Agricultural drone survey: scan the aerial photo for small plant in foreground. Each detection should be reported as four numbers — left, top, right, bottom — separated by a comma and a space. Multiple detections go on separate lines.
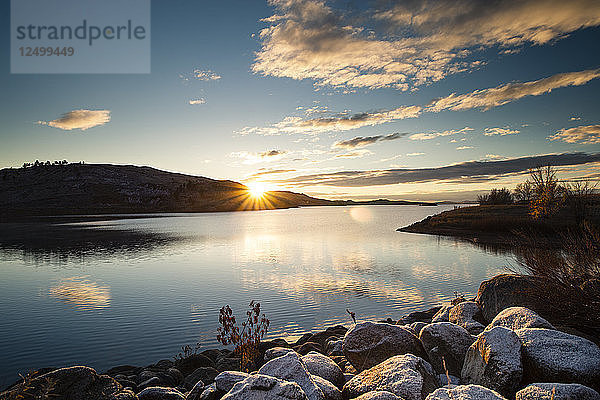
173, 342, 202, 362
217, 301, 270, 372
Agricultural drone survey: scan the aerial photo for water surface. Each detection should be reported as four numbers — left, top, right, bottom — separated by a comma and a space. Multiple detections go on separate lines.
0, 205, 513, 385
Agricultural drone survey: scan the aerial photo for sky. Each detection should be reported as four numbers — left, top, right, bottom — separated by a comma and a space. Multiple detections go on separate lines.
1, 0, 600, 201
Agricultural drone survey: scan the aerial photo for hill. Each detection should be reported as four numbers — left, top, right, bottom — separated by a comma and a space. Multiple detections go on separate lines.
0, 163, 336, 219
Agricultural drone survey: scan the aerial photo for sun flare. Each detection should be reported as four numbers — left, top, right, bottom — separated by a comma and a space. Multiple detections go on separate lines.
247, 182, 267, 198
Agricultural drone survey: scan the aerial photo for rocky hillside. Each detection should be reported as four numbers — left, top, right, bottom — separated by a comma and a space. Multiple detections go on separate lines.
0, 163, 335, 218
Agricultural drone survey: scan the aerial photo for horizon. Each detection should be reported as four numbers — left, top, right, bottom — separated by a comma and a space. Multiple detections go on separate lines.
2, 0, 600, 202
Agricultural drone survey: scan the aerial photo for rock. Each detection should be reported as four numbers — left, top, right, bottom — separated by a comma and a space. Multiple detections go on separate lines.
326, 339, 344, 356
221, 374, 308, 400
138, 377, 162, 391
398, 307, 442, 325
296, 333, 314, 346
516, 328, 600, 390
154, 359, 175, 370
425, 384, 506, 400
107, 365, 142, 377
475, 274, 549, 323
437, 375, 459, 387
167, 368, 183, 385
343, 373, 355, 383
409, 322, 427, 336
296, 342, 323, 355
342, 322, 425, 371
202, 349, 224, 362
0, 366, 135, 400
174, 354, 215, 376
342, 354, 439, 400
137, 387, 186, 400
431, 305, 452, 323
184, 367, 219, 390
419, 322, 474, 376
216, 357, 242, 372
516, 383, 600, 400
354, 392, 402, 400
313, 375, 343, 400
461, 327, 522, 397
186, 380, 206, 400
486, 306, 554, 331
214, 371, 250, 393
302, 351, 345, 388
448, 302, 484, 335
259, 351, 325, 400
264, 347, 296, 362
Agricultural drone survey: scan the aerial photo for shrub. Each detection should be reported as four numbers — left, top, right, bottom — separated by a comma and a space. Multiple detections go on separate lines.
528, 165, 566, 219
217, 301, 270, 372
477, 188, 514, 205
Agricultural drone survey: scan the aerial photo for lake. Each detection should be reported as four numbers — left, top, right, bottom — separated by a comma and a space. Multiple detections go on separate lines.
0, 205, 513, 386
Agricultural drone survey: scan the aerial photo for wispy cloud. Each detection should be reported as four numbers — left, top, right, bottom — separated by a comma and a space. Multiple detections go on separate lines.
238, 106, 421, 136
427, 69, 600, 112
272, 152, 600, 187
548, 125, 600, 144
253, 0, 600, 90
37, 109, 110, 131
334, 149, 372, 159
193, 69, 221, 81
231, 149, 288, 164
456, 146, 474, 150
407, 152, 425, 156
333, 132, 408, 149
247, 169, 297, 179
484, 127, 520, 136
409, 127, 473, 141
189, 98, 206, 105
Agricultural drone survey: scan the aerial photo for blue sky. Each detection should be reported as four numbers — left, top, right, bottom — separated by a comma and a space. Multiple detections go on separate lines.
1, 0, 600, 201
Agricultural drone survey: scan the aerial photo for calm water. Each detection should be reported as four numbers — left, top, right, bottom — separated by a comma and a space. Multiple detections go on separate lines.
0, 205, 513, 385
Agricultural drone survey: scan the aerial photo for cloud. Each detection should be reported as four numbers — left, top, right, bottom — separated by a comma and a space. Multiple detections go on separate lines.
484, 127, 520, 136
193, 69, 221, 81
272, 152, 600, 187
37, 109, 110, 131
189, 98, 206, 105
548, 125, 600, 144
409, 127, 473, 140
427, 69, 600, 112
247, 169, 297, 179
333, 132, 408, 149
239, 105, 421, 135
570, 116, 582, 121
253, 0, 600, 90
334, 149, 372, 158
456, 146, 474, 150
231, 149, 289, 164
407, 152, 425, 156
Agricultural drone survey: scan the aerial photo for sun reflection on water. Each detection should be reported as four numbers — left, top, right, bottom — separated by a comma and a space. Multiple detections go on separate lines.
49, 276, 111, 310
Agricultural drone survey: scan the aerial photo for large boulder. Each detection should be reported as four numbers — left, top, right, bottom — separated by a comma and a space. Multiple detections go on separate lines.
258, 351, 325, 400
302, 352, 345, 388
342, 322, 425, 371
342, 354, 439, 400
137, 387, 186, 400
486, 306, 554, 331
516, 328, 600, 390
419, 322, 474, 376
431, 305, 452, 323
425, 385, 506, 400
265, 347, 296, 362
461, 327, 522, 397
475, 274, 549, 323
354, 392, 402, 400
174, 354, 215, 376
214, 371, 250, 393
313, 375, 343, 400
0, 366, 136, 400
186, 380, 206, 400
516, 383, 600, 400
221, 374, 308, 400
448, 302, 484, 335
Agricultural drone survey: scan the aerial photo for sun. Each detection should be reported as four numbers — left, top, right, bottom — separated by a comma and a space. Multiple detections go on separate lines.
247, 182, 267, 198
